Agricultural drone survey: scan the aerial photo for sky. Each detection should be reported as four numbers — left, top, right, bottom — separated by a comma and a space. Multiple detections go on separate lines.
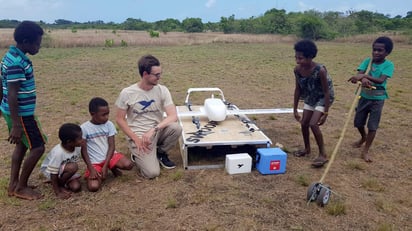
0, 0, 410, 24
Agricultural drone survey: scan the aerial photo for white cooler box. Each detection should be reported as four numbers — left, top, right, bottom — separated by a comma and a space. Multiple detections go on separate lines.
225, 153, 252, 174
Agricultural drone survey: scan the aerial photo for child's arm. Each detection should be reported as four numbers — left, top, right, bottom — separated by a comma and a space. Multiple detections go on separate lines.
319, 67, 331, 115
361, 74, 388, 85
293, 68, 301, 122
0, 78, 2, 117
80, 142, 100, 179
6, 82, 23, 143
318, 67, 331, 125
50, 174, 71, 199
348, 70, 369, 84
101, 135, 115, 180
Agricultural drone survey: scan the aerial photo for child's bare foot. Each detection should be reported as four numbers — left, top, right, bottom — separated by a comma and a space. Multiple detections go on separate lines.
14, 187, 43, 200
7, 182, 17, 197
111, 168, 123, 177
361, 152, 373, 163
352, 138, 365, 148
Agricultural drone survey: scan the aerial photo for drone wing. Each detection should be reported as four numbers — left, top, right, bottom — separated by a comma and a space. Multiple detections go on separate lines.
226, 108, 298, 115
177, 107, 206, 117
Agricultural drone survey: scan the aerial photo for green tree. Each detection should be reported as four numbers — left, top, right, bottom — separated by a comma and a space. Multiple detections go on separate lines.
204, 22, 220, 32
182, 18, 204, 32
121, 18, 151, 30
262, 8, 291, 34
54, 19, 74, 25
154, 18, 181, 33
0, 19, 20, 28
348, 10, 388, 33
297, 14, 335, 40
220, 15, 239, 34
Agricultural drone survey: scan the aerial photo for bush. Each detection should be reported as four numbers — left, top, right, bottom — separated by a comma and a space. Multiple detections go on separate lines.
149, 30, 160, 38
105, 39, 114, 47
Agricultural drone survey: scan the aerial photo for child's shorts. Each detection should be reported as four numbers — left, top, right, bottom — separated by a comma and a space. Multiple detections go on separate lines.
354, 97, 385, 131
303, 103, 325, 113
3, 114, 48, 149
84, 152, 124, 178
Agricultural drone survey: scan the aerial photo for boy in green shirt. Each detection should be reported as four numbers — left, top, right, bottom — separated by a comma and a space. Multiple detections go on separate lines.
348, 36, 394, 162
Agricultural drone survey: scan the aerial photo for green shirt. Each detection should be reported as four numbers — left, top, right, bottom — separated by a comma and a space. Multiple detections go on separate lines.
358, 57, 394, 100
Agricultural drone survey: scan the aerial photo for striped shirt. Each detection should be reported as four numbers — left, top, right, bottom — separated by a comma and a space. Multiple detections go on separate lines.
1, 46, 37, 116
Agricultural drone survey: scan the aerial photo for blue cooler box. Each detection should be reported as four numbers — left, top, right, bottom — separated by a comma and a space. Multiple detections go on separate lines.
256, 148, 287, 175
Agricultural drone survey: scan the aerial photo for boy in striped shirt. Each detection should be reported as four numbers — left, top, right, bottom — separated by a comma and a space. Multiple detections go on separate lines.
0, 21, 46, 200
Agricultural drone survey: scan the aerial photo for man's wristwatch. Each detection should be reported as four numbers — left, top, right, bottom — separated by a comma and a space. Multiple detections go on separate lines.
154, 126, 159, 132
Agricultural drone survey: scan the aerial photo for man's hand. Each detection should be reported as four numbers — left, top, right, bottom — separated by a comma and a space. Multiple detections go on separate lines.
134, 129, 155, 154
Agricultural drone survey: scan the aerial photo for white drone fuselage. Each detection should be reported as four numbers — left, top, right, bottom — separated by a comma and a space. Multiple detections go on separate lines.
178, 87, 299, 122
202, 98, 227, 121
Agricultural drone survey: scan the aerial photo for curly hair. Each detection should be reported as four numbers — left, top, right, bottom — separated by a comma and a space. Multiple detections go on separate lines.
13, 21, 44, 44
374, 36, 394, 54
294, 39, 318, 59
59, 123, 82, 145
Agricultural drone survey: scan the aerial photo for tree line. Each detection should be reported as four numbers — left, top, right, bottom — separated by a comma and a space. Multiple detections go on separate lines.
1, 8, 411, 40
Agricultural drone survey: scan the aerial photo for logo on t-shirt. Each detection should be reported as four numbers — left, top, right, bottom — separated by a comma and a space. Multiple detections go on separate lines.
138, 100, 155, 110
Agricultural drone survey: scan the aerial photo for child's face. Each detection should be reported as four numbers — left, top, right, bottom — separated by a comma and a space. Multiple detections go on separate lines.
73, 135, 84, 147
91, 106, 110, 125
66, 132, 84, 148
24, 36, 42, 55
372, 42, 388, 63
295, 52, 311, 66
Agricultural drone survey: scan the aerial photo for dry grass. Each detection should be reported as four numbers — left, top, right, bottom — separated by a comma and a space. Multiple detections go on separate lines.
1, 28, 410, 49
0, 30, 411, 230
0, 29, 298, 48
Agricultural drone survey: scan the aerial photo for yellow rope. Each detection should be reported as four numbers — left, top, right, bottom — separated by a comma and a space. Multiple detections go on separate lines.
319, 83, 361, 183
319, 59, 372, 183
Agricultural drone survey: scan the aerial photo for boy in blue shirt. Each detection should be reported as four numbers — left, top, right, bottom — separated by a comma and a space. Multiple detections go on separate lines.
0, 21, 46, 200
348, 36, 394, 162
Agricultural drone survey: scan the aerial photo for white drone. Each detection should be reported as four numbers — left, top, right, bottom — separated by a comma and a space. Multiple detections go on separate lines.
177, 88, 299, 122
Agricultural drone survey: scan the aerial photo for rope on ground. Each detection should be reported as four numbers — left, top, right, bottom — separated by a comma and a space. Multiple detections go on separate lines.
319, 59, 372, 183
319, 83, 361, 183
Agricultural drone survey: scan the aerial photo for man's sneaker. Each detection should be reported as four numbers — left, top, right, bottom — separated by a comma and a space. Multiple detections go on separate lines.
157, 152, 176, 169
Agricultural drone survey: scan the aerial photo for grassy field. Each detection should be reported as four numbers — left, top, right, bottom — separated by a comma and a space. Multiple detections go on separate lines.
0, 30, 411, 230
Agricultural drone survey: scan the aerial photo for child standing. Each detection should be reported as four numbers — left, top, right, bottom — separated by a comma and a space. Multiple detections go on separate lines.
81, 97, 133, 192
40, 123, 83, 199
0, 21, 46, 200
348, 36, 394, 162
293, 39, 335, 168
